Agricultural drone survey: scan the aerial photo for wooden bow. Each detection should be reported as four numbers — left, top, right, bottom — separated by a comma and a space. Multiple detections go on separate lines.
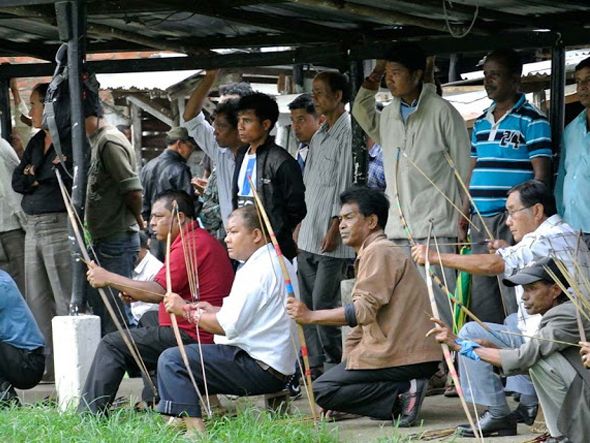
172, 202, 212, 415
55, 169, 157, 398
164, 204, 211, 418
425, 221, 481, 440
247, 177, 318, 423
393, 151, 482, 439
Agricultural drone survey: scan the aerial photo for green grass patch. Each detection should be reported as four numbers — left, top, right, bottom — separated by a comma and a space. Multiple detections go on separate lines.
0, 404, 338, 443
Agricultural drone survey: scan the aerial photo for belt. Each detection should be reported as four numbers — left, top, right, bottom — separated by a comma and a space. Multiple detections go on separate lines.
254, 360, 289, 383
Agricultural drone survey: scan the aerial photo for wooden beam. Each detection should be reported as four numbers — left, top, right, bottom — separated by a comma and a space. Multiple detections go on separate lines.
130, 102, 143, 170
0, 45, 346, 77
0, 0, 55, 6
126, 95, 174, 128
0, 38, 55, 60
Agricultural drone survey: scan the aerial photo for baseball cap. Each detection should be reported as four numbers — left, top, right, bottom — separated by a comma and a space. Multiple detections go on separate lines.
166, 127, 196, 146
502, 257, 569, 288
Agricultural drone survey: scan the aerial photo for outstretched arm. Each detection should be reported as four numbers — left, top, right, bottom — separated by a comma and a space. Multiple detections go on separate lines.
86, 261, 165, 303
183, 70, 219, 122
427, 318, 503, 366
412, 244, 505, 275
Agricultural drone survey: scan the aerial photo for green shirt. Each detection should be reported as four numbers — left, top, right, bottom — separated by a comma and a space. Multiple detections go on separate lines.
86, 126, 142, 241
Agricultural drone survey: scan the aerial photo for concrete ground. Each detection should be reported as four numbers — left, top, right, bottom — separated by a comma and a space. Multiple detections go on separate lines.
18, 379, 543, 442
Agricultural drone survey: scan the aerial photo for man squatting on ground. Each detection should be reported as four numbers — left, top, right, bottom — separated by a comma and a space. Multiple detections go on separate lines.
412, 179, 590, 438
78, 191, 233, 414
158, 205, 298, 435
429, 258, 590, 443
0, 270, 45, 407
288, 187, 441, 426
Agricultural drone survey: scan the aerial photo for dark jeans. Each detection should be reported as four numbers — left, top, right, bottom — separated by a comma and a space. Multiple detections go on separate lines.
297, 250, 347, 369
87, 232, 140, 335
313, 360, 439, 420
471, 212, 517, 323
157, 344, 285, 418
0, 341, 45, 389
77, 323, 193, 414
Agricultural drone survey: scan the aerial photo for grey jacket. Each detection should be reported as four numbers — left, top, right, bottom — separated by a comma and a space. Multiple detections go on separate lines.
352, 84, 471, 239
500, 301, 590, 443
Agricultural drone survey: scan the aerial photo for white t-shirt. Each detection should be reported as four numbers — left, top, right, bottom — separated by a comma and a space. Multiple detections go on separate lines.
130, 251, 163, 322
498, 214, 590, 338
215, 243, 298, 375
236, 152, 257, 208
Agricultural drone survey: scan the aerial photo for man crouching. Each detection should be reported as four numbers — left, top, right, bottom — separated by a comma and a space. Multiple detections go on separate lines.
158, 205, 297, 435
287, 187, 442, 426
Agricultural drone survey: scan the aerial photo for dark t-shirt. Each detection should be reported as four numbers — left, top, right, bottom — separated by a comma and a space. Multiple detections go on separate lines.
86, 126, 142, 241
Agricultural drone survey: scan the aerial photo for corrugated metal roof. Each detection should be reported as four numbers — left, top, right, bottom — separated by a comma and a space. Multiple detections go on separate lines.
0, 1, 589, 69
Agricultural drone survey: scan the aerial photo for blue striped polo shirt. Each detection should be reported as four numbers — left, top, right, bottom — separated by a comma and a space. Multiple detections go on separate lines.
469, 94, 552, 216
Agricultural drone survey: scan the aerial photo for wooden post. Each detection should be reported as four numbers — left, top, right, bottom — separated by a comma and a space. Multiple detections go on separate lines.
130, 102, 143, 172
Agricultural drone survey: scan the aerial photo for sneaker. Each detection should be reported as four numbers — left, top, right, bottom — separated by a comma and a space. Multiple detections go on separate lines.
397, 378, 428, 427
285, 373, 302, 400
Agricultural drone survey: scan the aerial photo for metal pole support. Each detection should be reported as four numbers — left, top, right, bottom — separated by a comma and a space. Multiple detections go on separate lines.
549, 39, 565, 185
349, 60, 367, 185
55, 0, 89, 314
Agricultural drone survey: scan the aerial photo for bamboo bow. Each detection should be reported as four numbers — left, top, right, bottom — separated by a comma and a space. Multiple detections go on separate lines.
393, 151, 482, 440
164, 204, 211, 418
55, 169, 157, 398
247, 177, 318, 423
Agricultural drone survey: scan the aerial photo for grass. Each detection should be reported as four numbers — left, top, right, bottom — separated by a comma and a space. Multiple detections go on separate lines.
0, 404, 339, 443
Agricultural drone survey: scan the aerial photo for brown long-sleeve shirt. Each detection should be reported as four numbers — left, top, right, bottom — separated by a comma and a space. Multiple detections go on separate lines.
343, 231, 442, 370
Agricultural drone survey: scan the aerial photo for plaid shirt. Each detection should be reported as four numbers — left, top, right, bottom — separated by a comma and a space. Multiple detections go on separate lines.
367, 143, 386, 191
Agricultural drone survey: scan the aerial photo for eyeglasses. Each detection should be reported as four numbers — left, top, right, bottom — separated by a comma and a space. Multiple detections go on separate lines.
506, 206, 531, 218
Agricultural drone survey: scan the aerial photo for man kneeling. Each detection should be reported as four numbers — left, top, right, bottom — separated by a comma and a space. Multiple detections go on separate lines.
158, 205, 297, 434
429, 258, 590, 443
287, 187, 441, 425
0, 270, 45, 407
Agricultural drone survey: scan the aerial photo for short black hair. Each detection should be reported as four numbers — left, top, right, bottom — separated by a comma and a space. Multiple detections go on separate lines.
230, 205, 262, 232
32, 82, 50, 101
214, 98, 240, 128
575, 56, 590, 72
383, 43, 427, 73
219, 82, 253, 98
507, 180, 556, 217
237, 92, 279, 132
139, 230, 149, 249
314, 71, 351, 104
153, 190, 195, 219
485, 49, 523, 77
340, 186, 390, 230
288, 93, 317, 116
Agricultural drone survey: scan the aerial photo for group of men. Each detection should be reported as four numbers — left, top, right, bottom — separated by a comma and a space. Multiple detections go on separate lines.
2, 42, 590, 443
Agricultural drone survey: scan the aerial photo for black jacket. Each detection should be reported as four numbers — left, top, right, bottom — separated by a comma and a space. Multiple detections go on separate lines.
12, 130, 72, 215
140, 149, 194, 220
232, 137, 306, 260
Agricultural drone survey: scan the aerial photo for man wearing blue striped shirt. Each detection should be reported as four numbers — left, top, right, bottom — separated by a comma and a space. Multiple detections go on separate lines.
467, 49, 552, 324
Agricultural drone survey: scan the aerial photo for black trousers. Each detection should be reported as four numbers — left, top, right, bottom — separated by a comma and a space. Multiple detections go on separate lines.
157, 344, 286, 418
77, 317, 193, 414
0, 341, 45, 389
297, 250, 347, 369
313, 360, 439, 420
